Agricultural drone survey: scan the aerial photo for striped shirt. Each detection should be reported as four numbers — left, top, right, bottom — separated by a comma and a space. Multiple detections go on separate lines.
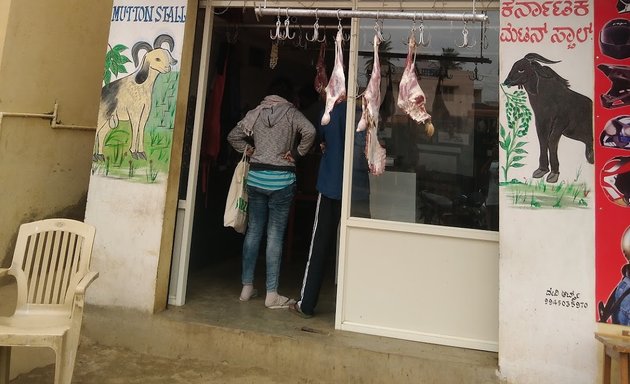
247, 170, 296, 190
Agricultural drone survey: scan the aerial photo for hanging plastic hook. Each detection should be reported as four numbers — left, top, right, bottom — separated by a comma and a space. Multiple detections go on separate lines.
270, 9, 282, 40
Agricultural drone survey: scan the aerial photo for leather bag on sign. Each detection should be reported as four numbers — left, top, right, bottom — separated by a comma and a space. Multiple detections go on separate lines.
224, 151, 249, 233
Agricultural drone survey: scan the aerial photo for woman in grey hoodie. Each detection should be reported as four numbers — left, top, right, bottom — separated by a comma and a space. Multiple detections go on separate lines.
228, 78, 316, 309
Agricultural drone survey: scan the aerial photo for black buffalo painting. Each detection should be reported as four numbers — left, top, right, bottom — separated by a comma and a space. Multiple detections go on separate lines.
503, 53, 594, 184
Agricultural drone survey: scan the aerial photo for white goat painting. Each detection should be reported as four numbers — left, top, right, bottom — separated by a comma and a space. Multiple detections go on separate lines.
94, 34, 177, 161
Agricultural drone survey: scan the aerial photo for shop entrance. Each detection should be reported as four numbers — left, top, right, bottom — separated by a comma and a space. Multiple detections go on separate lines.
169, 6, 350, 312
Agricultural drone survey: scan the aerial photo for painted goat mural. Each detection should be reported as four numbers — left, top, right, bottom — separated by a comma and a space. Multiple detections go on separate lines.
503, 53, 594, 184
94, 34, 177, 162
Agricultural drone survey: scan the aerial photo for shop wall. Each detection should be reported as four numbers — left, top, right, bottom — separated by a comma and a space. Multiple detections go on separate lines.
0, 0, 113, 378
498, 2, 596, 383
0, 0, 10, 66
84, 0, 193, 312
0, 0, 112, 267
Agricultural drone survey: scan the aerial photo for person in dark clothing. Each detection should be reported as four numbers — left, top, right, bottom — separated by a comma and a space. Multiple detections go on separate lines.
289, 101, 347, 318
350, 129, 371, 218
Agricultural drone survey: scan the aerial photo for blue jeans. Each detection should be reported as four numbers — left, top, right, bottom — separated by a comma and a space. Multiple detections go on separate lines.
242, 184, 295, 292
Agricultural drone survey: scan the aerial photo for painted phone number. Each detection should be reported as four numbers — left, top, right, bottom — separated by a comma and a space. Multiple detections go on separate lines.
544, 298, 589, 309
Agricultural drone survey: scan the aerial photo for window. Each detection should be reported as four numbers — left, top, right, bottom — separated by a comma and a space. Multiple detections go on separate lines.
350, 12, 499, 231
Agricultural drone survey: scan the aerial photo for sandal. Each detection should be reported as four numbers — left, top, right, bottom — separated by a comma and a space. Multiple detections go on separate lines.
265, 294, 295, 309
289, 302, 313, 318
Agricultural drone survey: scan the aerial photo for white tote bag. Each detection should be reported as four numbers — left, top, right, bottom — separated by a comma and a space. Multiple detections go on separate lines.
224, 151, 249, 233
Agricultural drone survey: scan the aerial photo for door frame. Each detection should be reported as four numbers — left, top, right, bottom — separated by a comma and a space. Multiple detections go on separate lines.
169, 4, 214, 306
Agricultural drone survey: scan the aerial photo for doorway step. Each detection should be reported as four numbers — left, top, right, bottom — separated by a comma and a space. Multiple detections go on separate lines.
82, 302, 500, 384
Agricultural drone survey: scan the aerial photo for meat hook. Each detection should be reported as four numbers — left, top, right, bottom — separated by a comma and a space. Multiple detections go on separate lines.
283, 9, 296, 40
270, 10, 283, 40
306, 10, 321, 42
456, 20, 476, 48
337, 10, 351, 42
481, 13, 489, 50
374, 15, 390, 43
417, 23, 431, 47
469, 63, 484, 81
319, 25, 327, 43
374, 21, 385, 42
416, 14, 431, 47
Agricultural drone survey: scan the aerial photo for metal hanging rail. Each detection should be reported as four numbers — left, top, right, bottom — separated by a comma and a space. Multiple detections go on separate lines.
255, 6, 488, 24
227, 23, 351, 29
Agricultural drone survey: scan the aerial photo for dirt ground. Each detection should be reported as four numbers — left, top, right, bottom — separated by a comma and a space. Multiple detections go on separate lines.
9, 340, 326, 384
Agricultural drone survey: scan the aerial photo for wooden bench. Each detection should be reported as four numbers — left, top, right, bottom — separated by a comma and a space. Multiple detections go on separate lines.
595, 331, 630, 384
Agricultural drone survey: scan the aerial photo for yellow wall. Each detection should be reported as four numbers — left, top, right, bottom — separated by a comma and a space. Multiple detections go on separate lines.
0, 0, 112, 266
0, 0, 10, 66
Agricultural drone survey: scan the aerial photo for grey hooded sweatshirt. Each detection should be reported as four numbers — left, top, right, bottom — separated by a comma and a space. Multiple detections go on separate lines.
228, 96, 316, 172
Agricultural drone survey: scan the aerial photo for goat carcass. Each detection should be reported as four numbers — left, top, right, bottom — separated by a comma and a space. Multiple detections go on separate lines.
357, 34, 386, 176
321, 30, 346, 126
94, 34, 177, 162
314, 41, 328, 99
397, 31, 434, 137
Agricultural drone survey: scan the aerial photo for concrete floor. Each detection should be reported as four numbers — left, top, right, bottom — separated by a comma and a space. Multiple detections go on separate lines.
4, 234, 501, 383
5, 249, 337, 383
9, 340, 324, 383
164, 244, 339, 336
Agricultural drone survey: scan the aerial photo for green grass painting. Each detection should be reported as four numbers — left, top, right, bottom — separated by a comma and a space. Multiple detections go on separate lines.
499, 84, 591, 209
503, 177, 590, 209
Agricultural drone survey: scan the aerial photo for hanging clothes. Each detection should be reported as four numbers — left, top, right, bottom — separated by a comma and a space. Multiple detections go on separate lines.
200, 44, 229, 205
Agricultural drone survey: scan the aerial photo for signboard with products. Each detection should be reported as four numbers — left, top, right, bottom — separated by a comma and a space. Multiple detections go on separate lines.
594, 2, 630, 326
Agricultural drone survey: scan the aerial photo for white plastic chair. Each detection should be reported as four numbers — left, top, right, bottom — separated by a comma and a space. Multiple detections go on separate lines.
0, 219, 98, 384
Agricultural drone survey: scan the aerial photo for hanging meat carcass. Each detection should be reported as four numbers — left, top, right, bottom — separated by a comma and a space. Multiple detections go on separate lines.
321, 30, 347, 125
357, 34, 386, 176
314, 41, 328, 99
397, 31, 435, 137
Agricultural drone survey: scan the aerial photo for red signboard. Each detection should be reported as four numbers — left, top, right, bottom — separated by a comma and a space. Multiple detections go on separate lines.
595, 2, 630, 324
